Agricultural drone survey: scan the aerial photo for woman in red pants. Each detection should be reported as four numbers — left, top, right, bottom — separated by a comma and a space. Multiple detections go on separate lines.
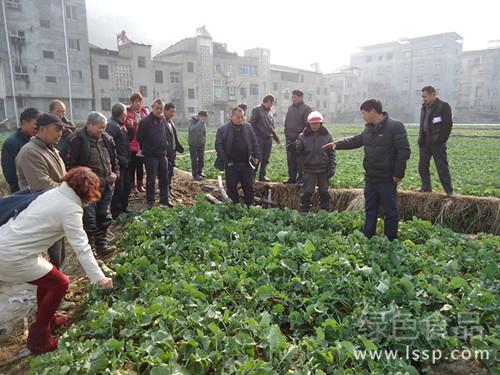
0, 167, 113, 354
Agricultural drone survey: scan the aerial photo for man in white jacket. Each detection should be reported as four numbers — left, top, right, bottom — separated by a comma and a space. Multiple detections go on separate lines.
0, 167, 112, 354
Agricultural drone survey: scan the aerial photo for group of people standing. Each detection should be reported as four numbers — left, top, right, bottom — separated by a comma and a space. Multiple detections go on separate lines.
0, 84, 454, 355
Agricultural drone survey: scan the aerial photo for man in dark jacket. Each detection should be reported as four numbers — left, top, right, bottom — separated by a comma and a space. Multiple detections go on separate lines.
323, 99, 411, 240
1, 107, 40, 193
296, 111, 336, 212
164, 103, 185, 187
188, 111, 208, 180
59, 111, 118, 255
106, 103, 134, 218
250, 95, 280, 182
418, 86, 454, 197
215, 107, 260, 206
284, 89, 312, 184
136, 99, 171, 209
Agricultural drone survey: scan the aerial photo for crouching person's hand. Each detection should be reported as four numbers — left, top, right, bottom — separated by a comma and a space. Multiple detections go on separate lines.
98, 277, 113, 289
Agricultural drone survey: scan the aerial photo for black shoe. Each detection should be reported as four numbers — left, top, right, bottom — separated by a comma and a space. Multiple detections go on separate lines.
160, 202, 174, 208
283, 180, 296, 184
193, 175, 203, 181
259, 176, 270, 182
199, 173, 207, 178
446, 192, 456, 198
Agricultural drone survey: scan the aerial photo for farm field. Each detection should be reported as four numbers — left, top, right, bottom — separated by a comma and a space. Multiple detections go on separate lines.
30, 202, 499, 374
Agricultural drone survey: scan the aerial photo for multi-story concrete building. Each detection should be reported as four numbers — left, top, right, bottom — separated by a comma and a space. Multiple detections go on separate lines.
456, 43, 500, 123
0, 0, 92, 126
351, 32, 463, 122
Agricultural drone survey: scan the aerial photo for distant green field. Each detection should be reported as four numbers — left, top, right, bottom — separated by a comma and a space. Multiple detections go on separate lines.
175, 124, 500, 198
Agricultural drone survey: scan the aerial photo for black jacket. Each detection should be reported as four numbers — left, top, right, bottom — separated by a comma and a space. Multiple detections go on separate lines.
418, 98, 453, 146
250, 104, 275, 140
336, 113, 411, 182
136, 113, 169, 158
1, 129, 31, 192
105, 117, 134, 169
59, 127, 119, 174
296, 126, 336, 174
214, 122, 261, 171
284, 102, 312, 143
165, 120, 184, 161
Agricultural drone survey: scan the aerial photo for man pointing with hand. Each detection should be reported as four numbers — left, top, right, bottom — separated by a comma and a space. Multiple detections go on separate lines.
323, 99, 410, 240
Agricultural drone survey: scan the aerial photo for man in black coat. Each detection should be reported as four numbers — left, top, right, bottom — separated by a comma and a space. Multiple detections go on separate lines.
418, 86, 454, 197
215, 107, 261, 206
106, 103, 134, 218
136, 99, 171, 209
323, 99, 411, 240
1, 107, 40, 193
249, 95, 280, 182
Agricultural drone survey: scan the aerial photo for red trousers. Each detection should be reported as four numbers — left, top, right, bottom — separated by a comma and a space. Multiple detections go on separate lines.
28, 267, 69, 344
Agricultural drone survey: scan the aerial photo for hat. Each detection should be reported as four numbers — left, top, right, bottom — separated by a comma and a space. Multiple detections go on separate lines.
307, 111, 323, 124
36, 113, 65, 128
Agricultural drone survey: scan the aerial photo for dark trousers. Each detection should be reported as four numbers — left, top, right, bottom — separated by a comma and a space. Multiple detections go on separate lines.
364, 180, 399, 241
256, 138, 272, 179
418, 137, 453, 194
302, 171, 331, 210
110, 166, 131, 218
47, 239, 65, 270
144, 155, 169, 206
129, 152, 144, 187
225, 163, 255, 206
286, 141, 303, 183
83, 185, 113, 251
189, 145, 205, 177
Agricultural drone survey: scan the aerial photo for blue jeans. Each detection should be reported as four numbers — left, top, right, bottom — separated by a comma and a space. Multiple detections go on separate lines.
364, 180, 399, 240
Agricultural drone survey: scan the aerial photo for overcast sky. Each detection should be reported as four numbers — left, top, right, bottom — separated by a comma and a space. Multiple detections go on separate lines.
86, 0, 499, 73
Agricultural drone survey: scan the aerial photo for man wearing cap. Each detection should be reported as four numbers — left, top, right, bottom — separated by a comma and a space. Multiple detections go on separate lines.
250, 95, 280, 182
323, 99, 410, 241
284, 89, 312, 184
296, 111, 336, 212
16, 113, 68, 269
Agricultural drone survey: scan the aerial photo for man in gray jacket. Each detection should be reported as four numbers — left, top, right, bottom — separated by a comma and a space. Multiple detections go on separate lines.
188, 111, 208, 180
284, 89, 312, 184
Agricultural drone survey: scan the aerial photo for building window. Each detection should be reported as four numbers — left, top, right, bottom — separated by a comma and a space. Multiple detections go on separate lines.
378, 55, 383, 61
68, 38, 80, 50
65, 4, 77, 20
98, 64, 109, 80
139, 85, 148, 98
115, 65, 131, 91
316, 87, 321, 95
273, 82, 278, 91
365, 55, 372, 63
138, 56, 146, 68
323, 101, 327, 108
316, 100, 320, 108
6, 0, 21, 9
45, 76, 57, 83
170, 71, 180, 84
188, 88, 195, 99
40, 19, 51, 28
188, 107, 195, 114
155, 70, 163, 83
386, 52, 393, 60
239, 64, 250, 75
416, 75, 424, 83
71, 70, 83, 82
432, 74, 440, 82
240, 87, 247, 99
187, 62, 194, 73
249, 84, 259, 96
43, 50, 54, 59
101, 97, 111, 111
